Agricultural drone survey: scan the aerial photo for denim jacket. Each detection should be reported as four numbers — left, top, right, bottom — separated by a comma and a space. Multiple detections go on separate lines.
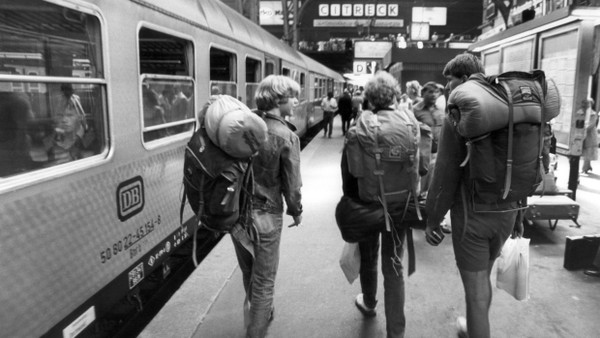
252, 112, 303, 217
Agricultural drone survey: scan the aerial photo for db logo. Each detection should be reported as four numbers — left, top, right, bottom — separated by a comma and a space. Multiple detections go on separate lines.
117, 176, 145, 221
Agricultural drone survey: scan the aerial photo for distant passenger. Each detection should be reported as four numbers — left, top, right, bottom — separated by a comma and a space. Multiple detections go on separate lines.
412, 83, 444, 192
321, 91, 337, 138
338, 89, 352, 135
579, 98, 598, 174
231, 75, 303, 338
143, 86, 167, 141
406, 80, 422, 108
351, 90, 364, 121
41, 84, 92, 164
0, 92, 35, 177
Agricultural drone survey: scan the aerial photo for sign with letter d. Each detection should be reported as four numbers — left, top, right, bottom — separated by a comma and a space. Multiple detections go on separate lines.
354, 61, 367, 74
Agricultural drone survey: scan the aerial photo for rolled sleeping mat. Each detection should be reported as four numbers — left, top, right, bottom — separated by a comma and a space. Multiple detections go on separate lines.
447, 75, 560, 138
204, 95, 268, 159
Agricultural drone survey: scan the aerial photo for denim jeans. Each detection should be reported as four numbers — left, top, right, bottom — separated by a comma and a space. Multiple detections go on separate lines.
323, 111, 335, 136
358, 226, 406, 338
232, 209, 283, 338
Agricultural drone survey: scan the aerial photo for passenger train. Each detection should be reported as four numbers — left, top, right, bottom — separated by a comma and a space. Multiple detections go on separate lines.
0, 0, 344, 337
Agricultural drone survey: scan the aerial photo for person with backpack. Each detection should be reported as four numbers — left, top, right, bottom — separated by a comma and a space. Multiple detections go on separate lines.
340, 71, 421, 338
231, 75, 303, 338
425, 53, 554, 338
321, 91, 338, 138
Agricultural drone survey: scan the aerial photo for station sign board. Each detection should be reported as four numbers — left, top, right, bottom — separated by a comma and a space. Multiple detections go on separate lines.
353, 61, 379, 75
354, 41, 392, 59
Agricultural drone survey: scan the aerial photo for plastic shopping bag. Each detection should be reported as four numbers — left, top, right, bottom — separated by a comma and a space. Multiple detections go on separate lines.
339, 242, 361, 284
496, 236, 530, 301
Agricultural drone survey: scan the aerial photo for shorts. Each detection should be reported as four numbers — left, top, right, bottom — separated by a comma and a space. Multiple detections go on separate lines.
450, 204, 517, 272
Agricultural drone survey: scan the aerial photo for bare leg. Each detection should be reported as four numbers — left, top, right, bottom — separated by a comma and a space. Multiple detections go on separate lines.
458, 261, 495, 338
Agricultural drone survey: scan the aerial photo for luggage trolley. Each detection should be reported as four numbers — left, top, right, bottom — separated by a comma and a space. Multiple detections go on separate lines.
523, 155, 581, 231
525, 193, 581, 230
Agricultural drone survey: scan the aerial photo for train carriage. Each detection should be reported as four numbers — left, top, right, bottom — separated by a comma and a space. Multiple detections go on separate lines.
0, 0, 343, 337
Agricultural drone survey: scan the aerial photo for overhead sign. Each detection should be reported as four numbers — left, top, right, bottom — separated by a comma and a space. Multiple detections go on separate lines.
353, 61, 379, 75
412, 7, 447, 26
313, 19, 403, 27
314, 19, 403, 27
260, 1, 303, 25
319, 3, 399, 17
354, 41, 392, 58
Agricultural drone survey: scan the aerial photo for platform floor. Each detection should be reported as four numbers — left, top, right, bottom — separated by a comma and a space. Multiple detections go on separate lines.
140, 116, 600, 338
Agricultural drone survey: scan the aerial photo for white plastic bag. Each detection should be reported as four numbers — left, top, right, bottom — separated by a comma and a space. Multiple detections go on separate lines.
496, 236, 530, 301
339, 242, 361, 284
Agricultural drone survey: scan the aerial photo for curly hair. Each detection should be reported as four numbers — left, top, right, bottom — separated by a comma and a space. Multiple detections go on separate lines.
255, 75, 301, 111
406, 80, 421, 97
442, 52, 484, 78
364, 71, 398, 110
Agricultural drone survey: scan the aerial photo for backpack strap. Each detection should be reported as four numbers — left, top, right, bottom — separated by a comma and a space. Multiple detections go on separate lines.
498, 80, 515, 200
372, 125, 392, 232
533, 81, 547, 196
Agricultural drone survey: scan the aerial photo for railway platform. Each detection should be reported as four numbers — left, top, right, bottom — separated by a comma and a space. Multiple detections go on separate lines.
140, 117, 600, 338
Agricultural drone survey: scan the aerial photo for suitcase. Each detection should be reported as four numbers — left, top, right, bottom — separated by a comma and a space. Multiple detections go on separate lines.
525, 195, 580, 230
564, 235, 600, 270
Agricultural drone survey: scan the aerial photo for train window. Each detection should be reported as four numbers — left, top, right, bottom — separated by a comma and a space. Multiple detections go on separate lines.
282, 67, 290, 77
245, 57, 261, 109
210, 48, 237, 98
0, 0, 107, 178
139, 28, 193, 76
265, 61, 275, 76
139, 28, 195, 142
317, 78, 324, 98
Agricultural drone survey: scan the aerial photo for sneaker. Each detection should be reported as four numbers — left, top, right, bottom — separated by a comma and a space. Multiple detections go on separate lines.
354, 294, 376, 317
456, 316, 468, 338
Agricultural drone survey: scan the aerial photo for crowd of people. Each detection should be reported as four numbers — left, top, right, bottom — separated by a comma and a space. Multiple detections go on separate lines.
220, 52, 599, 338
222, 54, 519, 338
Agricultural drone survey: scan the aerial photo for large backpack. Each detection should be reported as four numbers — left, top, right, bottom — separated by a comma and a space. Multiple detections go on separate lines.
345, 108, 421, 231
180, 96, 267, 233
447, 70, 560, 211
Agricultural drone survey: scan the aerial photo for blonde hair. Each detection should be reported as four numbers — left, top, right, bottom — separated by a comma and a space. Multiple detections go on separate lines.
255, 75, 301, 111
406, 80, 421, 97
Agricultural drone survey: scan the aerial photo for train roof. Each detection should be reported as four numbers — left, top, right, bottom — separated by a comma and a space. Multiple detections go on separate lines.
144, 0, 341, 79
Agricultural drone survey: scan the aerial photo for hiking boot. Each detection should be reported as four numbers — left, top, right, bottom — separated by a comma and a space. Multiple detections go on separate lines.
355, 294, 376, 317
456, 316, 468, 338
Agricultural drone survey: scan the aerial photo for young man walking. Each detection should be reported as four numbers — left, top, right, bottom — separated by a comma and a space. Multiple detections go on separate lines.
341, 71, 421, 338
231, 75, 303, 338
425, 53, 521, 338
